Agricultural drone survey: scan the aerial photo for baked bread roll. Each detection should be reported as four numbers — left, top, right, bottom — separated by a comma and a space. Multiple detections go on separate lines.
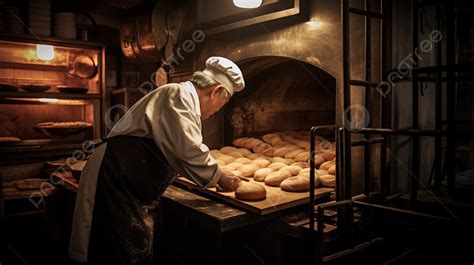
284, 149, 305, 159
294, 140, 310, 150
295, 152, 310, 162
265, 169, 292, 187
245, 153, 262, 160
271, 157, 292, 165
234, 157, 253, 164
227, 151, 244, 158
320, 174, 336, 187
220, 146, 238, 154
237, 148, 252, 156
235, 182, 266, 201
232, 137, 249, 147
216, 160, 227, 166
262, 133, 282, 145
238, 164, 260, 178
226, 162, 243, 170
314, 154, 325, 168
317, 169, 328, 176
281, 176, 312, 192
320, 161, 335, 171
291, 162, 309, 168
253, 142, 272, 153
262, 148, 275, 157
220, 166, 234, 174
217, 155, 234, 164
267, 162, 288, 170
321, 151, 336, 161
254, 168, 275, 182
244, 138, 264, 150
280, 165, 303, 176
299, 167, 310, 175
328, 165, 336, 175
251, 159, 271, 168
210, 150, 223, 158
272, 141, 290, 148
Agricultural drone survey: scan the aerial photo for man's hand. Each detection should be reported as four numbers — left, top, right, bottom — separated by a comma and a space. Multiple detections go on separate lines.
217, 172, 242, 192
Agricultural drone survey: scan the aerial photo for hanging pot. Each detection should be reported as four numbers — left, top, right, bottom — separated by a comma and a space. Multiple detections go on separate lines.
67, 54, 97, 79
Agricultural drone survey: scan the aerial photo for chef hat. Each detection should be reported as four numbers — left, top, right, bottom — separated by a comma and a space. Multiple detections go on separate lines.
202, 56, 245, 96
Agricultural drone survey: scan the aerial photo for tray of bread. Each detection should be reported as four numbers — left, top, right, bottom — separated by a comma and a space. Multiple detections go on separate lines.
34, 121, 93, 136
175, 130, 336, 215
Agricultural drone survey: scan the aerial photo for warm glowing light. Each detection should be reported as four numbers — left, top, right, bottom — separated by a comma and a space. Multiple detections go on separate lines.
39, 98, 58, 103
306, 20, 323, 29
36, 44, 55, 60
233, 0, 262, 8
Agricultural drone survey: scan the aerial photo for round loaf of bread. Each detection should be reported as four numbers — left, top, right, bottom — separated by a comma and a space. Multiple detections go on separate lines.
235, 182, 267, 201
232, 137, 249, 147
254, 168, 275, 182
217, 155, 234, 164
280, 176, 310, 192
284, 149, 305, 159
280, 165, 303, 176
268, 162, 288, 170
328, 165, 336, 175
234, 157, 253, 164
265, 169, 292, 187
220, 146, 238, 154
227, 151, 244, 158
320, 174, 336, 187
226, 162, 244, 170
295, 152, 310, 162
251, 159, 271, 168
291, 162, 309, 168
320, 161, 335, 171
271, 157, 292, 165
239, 164, 260, 178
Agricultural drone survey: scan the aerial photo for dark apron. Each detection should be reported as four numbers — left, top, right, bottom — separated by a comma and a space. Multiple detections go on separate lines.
86, 135, 175, 265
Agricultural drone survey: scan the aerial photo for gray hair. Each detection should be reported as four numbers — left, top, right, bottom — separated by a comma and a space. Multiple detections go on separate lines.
191, 71, 230, 98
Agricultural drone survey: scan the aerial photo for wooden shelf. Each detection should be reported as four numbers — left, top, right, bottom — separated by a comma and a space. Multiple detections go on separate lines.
0, 91, 101, 100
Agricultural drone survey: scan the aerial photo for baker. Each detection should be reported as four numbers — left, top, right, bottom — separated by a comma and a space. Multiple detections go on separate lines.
69, 56, 245, 264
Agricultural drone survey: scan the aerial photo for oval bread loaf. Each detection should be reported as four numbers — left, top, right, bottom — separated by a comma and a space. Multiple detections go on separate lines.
220, 146, 238, 154
320, 174, 336, 187
238, 164, 260, 178
254, 168, 275, 182
235, 182, 267, 201
267, 162, 288, 170
265, 169, 292, 187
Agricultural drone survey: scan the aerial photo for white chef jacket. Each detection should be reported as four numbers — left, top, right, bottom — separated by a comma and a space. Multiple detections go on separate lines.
69, 81, 222, 262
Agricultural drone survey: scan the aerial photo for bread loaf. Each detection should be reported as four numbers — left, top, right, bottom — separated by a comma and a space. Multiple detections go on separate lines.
243, 138, 264, 150
294, 152, 310, 162
238, 164, 260, 178
234, 157, 253, 164
232, 137, 249, 147
245, 153, 261, 160
284, 149, 305, 159
262, 148, 275, 157
319, 161, 335, 171
267, 162, 288, 170
253, 142, 272, 153
280, 165, 303, 176
320, 174, 336, 187
290, 162, 309, 168
254, 168, 275, 182
321, 151, 336, 161
265, 169, 292, 187
210, 150, 223, 158
217, 155, 234, 164
314, 154, 325, 168
235, 182, 266, 201
262, 134, 282, 145
237, 148, 252, 156
251, 159, 271, 168
227, 151, 244, 158
226, 162, 243, 170
328, 165, 336, 175
271, 157, 292, 165
280, 176, 310, 192
216, 160, 227, 166
220, 146, 238, 154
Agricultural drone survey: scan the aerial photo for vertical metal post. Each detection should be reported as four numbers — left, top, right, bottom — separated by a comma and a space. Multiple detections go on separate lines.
309, 127, 317, 265
434, 0, 443, 189
411, 0, 419, 207
446, 1, 456, 195
364, 0, 372, 197
342, 0, 352, 201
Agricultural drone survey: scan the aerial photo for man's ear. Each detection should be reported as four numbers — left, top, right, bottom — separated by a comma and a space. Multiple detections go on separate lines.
210, 85, 224, 99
